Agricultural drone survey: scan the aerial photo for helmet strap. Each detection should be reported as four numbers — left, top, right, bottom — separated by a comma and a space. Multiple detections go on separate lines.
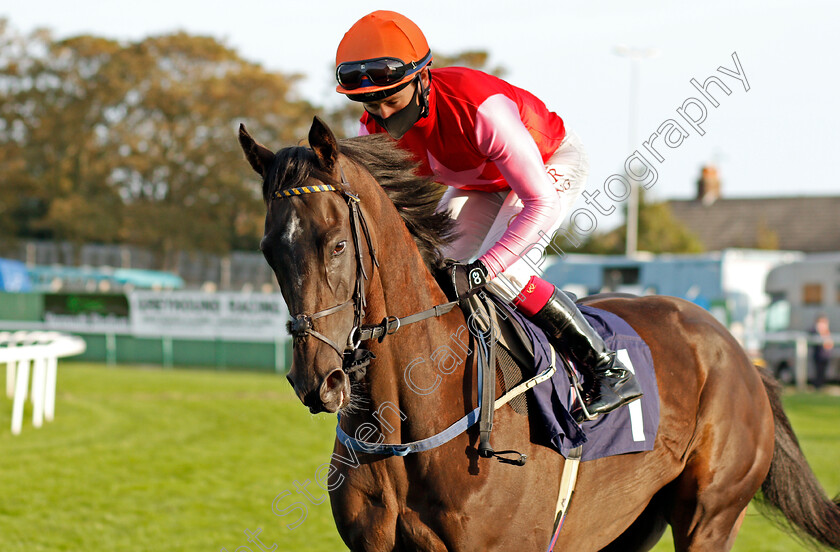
418, 70, 431, 118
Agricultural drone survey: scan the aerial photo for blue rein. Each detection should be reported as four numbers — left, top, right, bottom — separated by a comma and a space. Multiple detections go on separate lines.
336, 406, 482, 456
336, 331, 496, 456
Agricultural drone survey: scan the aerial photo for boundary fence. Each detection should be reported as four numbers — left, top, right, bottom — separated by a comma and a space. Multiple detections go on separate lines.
0, 291, 291, 372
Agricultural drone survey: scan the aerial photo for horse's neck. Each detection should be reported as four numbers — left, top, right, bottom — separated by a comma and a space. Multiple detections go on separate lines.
351, 219, 470, 440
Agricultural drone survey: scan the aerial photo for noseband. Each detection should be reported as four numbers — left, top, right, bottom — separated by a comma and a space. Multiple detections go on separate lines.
275, 162, 459, 381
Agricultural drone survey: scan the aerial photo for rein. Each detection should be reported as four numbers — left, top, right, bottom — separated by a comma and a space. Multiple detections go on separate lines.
276, 164, 459, 379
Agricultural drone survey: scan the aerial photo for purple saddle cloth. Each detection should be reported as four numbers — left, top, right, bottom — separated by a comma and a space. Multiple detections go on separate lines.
493, 300, 660, 462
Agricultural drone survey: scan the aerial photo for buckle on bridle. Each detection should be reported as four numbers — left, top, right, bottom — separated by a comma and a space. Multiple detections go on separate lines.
287, 314, 313, 338
344, 191, 360, 203
348, 326, 363, 350
378, 315, 401, 343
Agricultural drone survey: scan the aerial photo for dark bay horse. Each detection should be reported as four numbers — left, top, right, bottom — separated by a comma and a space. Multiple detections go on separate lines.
239, 117, 840, 551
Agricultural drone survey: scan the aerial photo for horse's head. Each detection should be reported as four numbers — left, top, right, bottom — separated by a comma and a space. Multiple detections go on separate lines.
239, 117, 377, 414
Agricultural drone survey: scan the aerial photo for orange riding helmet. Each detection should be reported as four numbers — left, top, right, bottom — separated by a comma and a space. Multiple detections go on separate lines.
335, 11, 432, 99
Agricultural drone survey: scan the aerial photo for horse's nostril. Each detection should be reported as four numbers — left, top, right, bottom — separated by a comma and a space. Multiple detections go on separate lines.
286, 374, 295, 390
324, 369, 344, 391
320, 368, 349, 411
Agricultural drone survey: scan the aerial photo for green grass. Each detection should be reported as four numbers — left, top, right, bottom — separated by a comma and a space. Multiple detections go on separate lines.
0, 363, 341, 552
0, 363, 837, 551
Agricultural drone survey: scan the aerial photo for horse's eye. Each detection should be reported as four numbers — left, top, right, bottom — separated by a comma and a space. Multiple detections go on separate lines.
332, 241, 347, 256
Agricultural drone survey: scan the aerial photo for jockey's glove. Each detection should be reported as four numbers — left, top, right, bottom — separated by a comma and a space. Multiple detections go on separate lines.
446, 259, 489, 300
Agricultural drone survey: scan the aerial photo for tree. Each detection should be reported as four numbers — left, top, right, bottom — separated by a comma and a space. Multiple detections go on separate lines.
110, 32, 316, 265
575, 190, 705, 255
0, 20, 318, 266
0, 25, 138, 246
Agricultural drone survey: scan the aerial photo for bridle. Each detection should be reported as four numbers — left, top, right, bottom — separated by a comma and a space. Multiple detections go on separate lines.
275, 162, 459, 380
276, 155, 539, 470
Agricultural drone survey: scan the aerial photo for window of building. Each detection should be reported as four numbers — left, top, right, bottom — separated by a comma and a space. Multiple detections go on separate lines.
802, 283, 823, 305
765, 296, 790, 333
602, 266, 640, 291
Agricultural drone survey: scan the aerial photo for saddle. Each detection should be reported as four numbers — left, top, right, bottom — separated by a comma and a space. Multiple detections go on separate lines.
434, 267, 659, 463
436, 261, 580, 464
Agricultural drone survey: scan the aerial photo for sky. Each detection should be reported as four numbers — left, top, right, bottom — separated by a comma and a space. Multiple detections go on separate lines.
3, 0, 839, 217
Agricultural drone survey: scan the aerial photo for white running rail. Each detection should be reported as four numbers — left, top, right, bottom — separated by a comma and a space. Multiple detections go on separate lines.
1, 331, 86, 435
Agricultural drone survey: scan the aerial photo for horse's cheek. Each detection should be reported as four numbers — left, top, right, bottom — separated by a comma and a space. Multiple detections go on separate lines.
325, 257, 351, 296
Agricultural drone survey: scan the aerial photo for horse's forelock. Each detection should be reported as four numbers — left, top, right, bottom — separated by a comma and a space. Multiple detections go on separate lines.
261, 146, 338, 204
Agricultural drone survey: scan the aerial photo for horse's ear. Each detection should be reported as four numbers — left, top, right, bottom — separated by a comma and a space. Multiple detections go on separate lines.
308, 116, 339, 172
238, 124, 275, 177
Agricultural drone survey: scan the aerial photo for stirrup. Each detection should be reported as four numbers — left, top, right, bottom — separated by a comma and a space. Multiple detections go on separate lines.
573, 399, 599, 423
559, 355, 599, 422
567, 356, 641, 423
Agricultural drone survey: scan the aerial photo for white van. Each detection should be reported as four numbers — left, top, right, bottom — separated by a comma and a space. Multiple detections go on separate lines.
763, 255, 840, 384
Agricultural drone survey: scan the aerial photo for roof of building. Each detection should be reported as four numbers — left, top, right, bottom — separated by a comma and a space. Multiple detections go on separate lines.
667, 196, 840, 253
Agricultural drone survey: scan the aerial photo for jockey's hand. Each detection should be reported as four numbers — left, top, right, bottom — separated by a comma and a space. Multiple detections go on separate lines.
447, 259, 489, 299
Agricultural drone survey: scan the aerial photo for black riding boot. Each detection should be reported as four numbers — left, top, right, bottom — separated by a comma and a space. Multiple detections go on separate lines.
529, 287, 643, 422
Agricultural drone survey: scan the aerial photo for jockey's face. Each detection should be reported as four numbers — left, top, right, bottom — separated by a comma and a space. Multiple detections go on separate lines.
363, 69, 430, 120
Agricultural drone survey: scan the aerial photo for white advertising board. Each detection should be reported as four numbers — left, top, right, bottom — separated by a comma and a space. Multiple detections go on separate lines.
129, 291, 288, 341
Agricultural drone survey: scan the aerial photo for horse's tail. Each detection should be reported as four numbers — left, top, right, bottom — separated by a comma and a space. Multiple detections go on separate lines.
755, 368, 840, 550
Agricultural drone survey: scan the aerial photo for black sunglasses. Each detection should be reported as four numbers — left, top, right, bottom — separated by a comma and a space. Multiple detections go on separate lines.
337, 51, 431, 90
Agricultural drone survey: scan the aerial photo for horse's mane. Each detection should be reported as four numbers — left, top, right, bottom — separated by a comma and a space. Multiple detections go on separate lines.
262, 133, 457, 270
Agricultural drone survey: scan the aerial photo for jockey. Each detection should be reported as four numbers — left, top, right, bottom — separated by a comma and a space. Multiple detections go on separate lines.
334, 10, 641, 421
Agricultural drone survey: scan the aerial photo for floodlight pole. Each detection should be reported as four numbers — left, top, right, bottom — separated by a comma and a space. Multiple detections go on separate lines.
614, 45, 658, 257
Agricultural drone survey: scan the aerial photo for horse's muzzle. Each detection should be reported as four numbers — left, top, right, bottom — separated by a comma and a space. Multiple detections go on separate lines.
289, 367, 350, 414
